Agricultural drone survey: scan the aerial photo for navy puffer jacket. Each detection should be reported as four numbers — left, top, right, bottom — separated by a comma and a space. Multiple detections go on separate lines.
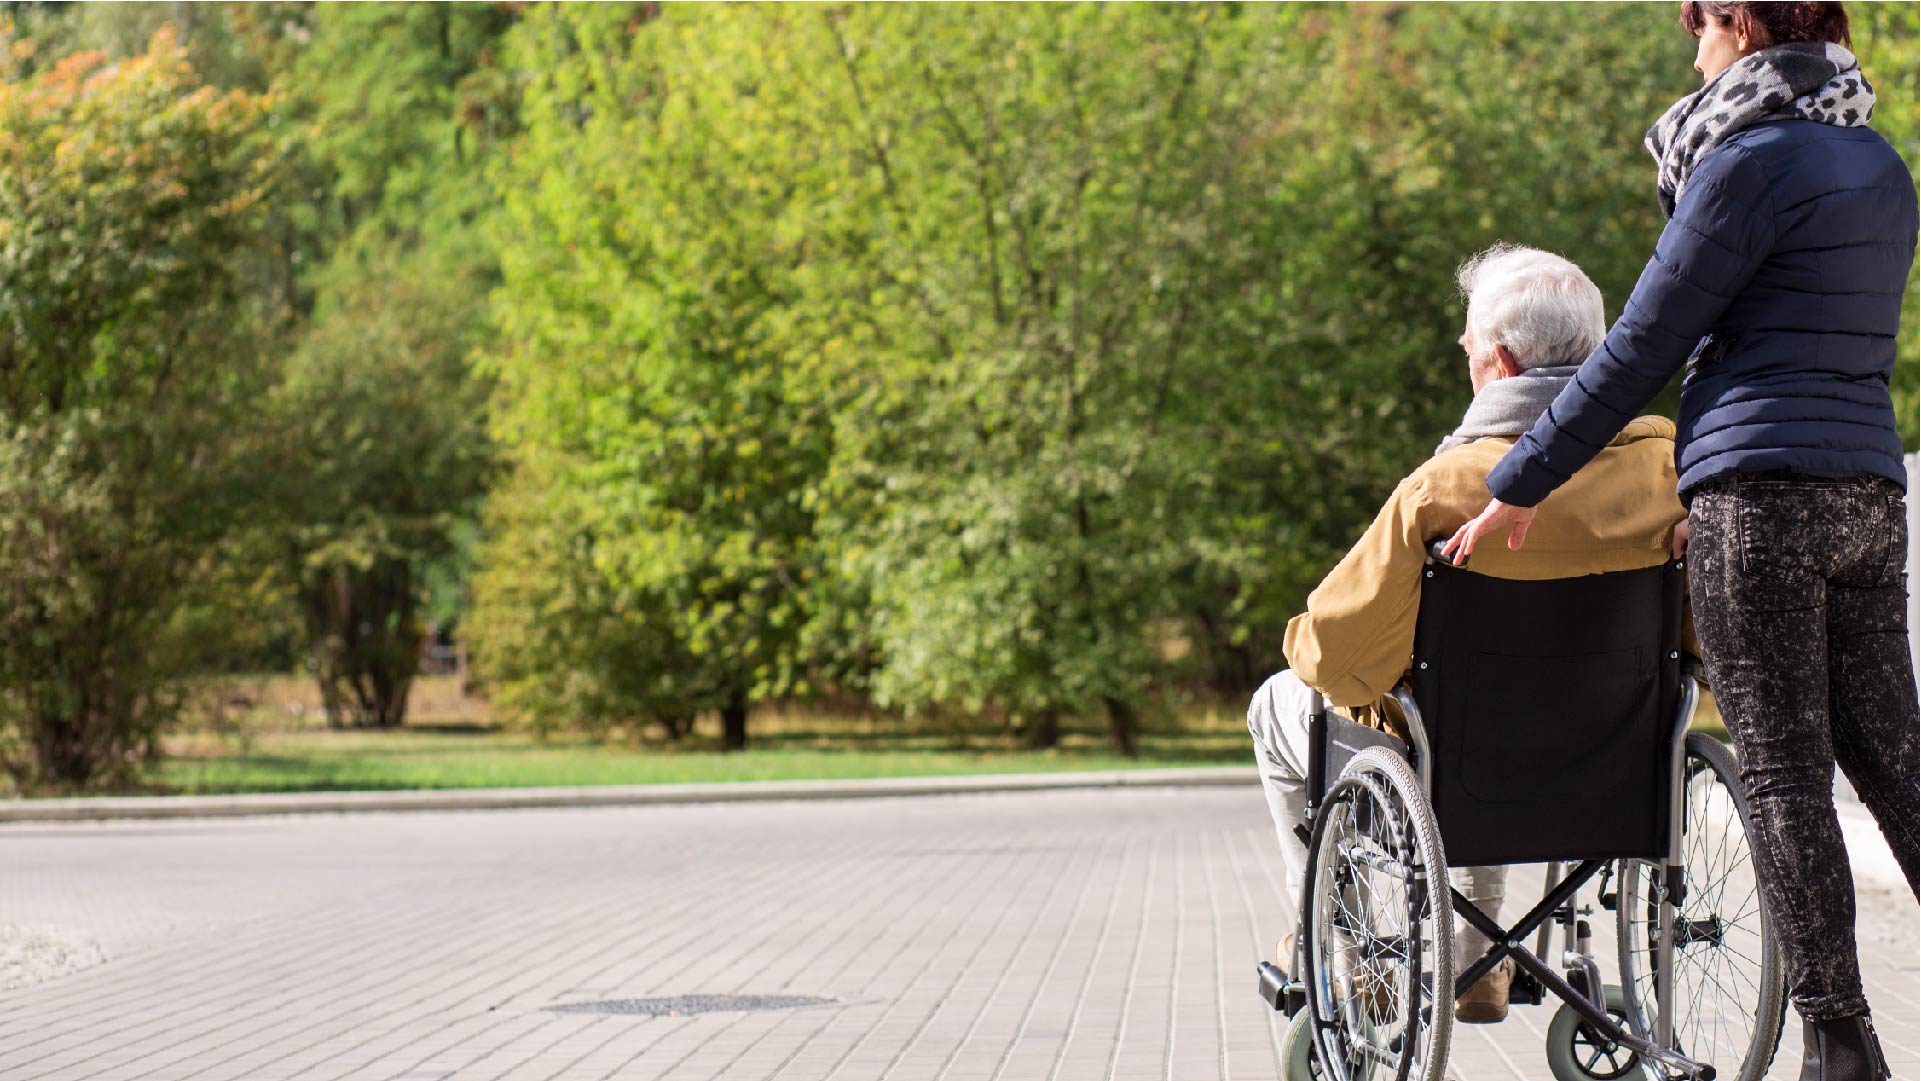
1489, 118, 1918, 506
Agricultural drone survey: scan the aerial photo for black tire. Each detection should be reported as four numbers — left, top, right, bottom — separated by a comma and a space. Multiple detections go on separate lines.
1303, 747, 1453, 1081
1616, 732, 1785, 1081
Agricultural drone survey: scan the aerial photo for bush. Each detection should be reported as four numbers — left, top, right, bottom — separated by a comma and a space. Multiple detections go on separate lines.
0, 31, 280, 787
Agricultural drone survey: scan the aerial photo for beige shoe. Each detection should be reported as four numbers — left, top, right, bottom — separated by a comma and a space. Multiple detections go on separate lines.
1355, 966, 1396, 1022
1328, 930, 1397, 1022
1454, 958, 1514, 1024
1274, 933, 1296, 974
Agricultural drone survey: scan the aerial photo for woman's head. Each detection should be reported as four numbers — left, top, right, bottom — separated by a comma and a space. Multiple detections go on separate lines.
1680, 2, 1852, 82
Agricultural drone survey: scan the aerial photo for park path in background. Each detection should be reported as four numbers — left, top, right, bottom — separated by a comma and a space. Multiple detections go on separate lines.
0, 786, 1913, 1081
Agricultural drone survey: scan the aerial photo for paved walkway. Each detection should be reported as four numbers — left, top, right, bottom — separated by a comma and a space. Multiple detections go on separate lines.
0, 787, 1912, 1080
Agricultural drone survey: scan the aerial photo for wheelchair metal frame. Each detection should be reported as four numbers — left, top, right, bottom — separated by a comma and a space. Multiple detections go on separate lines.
1289, 667, 1715, 1081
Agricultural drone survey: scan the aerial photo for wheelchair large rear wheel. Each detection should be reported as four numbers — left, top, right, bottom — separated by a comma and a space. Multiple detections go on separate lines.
1616, 732, 1785, 1081
1304, 747, 1453, 1081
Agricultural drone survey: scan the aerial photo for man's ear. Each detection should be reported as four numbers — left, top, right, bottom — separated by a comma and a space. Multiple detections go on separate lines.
1492, 344, 1524, 380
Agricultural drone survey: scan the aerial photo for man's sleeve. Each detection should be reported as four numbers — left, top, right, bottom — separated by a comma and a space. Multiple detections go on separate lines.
1283, 475, 1432, 708
1488, 144, 1777, 507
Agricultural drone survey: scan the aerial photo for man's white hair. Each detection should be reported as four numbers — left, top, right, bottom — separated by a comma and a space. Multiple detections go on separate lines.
1456, 244, 1606, 370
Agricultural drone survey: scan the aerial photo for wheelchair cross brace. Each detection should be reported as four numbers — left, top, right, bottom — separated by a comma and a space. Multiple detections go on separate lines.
1452, 860, 1714, 1081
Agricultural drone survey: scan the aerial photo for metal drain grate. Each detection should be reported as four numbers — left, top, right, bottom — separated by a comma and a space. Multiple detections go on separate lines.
546, 994, 836, 1017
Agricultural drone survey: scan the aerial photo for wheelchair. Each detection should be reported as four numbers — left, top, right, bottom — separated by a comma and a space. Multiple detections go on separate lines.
1256, 551, 1785, 1081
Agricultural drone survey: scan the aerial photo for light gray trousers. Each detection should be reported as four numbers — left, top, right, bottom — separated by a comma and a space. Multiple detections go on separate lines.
1246, 670, 1506, 973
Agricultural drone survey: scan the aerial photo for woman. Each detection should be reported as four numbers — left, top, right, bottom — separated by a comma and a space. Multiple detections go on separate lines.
1442, 4, 1918, 1080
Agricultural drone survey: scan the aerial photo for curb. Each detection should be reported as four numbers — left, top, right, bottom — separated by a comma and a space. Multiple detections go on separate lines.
0, 767, 1257, 824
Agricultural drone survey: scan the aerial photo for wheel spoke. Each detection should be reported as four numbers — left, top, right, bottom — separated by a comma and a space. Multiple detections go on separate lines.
1304, 757, 1446, 1081
1618, 745, 1782, 1081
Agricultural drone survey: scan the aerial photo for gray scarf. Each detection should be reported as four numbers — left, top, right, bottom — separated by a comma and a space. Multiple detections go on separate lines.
1646, 42, 1874, 218
1435, 365, 1579, 456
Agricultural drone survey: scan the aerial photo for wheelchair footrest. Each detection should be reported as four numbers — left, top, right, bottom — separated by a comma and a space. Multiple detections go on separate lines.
1256, 962, 1306, 1016
1506, 965, 1546, 1006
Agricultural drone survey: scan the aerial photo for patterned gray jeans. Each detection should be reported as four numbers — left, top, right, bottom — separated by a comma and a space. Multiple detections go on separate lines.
1687, 471, 1920, 1023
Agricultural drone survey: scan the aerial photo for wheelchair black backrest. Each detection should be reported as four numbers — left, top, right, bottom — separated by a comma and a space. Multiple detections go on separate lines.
1408, 553, 1686, 867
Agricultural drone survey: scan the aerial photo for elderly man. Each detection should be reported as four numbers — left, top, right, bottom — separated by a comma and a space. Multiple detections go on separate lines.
1249, 244, 1688, 1023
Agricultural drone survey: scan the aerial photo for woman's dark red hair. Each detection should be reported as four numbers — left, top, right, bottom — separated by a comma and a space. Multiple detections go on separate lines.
1680, 2, 1852, 49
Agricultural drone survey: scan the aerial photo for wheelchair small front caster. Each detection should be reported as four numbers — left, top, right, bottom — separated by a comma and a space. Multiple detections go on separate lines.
1546, 984, 1640, 1081
1282, 1007, 1321, 1081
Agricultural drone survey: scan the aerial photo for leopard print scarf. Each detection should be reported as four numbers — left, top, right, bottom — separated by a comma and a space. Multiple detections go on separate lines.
1645, 42, 1875, 217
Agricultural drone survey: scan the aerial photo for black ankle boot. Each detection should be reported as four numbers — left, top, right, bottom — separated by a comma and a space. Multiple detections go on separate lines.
1800, 1015, 1891, 1081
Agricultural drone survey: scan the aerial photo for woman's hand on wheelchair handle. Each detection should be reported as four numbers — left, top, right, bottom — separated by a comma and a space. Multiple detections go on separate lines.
1440, 498, 1536, 565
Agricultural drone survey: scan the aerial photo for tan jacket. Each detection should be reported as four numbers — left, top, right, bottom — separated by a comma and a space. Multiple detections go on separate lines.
1283, 416, 1687, 727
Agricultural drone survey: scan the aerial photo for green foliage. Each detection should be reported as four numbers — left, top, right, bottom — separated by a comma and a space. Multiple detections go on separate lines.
293, 2, 519, 245
469, 2, 1920, 757
473, 4, 832, 750
793, 5, 1326, 750
799, 3, 1709, 749
0, 29, 280, 787
1, 2, 301, 91
469, 456, 702, 740
252, 2, 515, 728
269, 245, 494, 727
2, 4, 1913, 781
1857, 1, 1920, 447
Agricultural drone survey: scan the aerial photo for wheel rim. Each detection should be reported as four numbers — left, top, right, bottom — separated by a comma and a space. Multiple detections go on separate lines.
1619, 747, 1775, 1074
1307, 766, 1443, 1081
1568, 1011, 1639, 1080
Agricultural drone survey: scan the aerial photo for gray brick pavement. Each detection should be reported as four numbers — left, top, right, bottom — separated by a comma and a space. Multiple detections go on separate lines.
0, 788, 1912, 1080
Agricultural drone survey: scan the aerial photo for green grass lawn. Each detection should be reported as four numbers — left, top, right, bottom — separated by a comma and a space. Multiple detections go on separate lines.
131, 675, 1251, 796
152, 729, 1243, 795
20, 674, 1729, 798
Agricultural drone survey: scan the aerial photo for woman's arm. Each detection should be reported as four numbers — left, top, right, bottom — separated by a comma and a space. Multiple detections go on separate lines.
1488, 141, 1778, 508
1442, 140, 1778, 564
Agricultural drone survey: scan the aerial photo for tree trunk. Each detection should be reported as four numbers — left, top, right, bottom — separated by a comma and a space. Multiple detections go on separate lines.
720, 694, 749, 751
32, 715, 94, 788
319, 676, 349, 730
1026, 708, 1062, 750
658, 713, 692, 742
1103, 696, 1139, 758
302, 559, 421, 730
28, 660, 144, 788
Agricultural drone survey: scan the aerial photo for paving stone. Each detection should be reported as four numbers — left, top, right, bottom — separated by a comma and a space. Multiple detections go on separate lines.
0, 787, 1911, 1079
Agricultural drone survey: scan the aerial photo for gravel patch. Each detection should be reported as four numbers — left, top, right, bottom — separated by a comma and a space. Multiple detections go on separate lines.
0, 924, 107, 990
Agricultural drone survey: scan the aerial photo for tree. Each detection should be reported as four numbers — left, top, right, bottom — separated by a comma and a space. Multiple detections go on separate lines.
468, 454, 703, 742
268, 246, 493, 728
469, 2, 1916, 753
786, 4, 1453, 753
0, 2, 298, 91
0, 28, 280, 787
261, 1, 516, 727
474, 4, 832, 750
